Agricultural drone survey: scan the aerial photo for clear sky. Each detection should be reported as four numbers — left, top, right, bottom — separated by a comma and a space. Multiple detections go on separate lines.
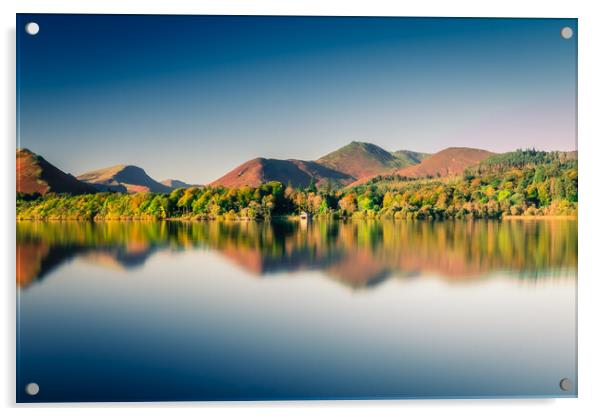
17, 15, 577, 184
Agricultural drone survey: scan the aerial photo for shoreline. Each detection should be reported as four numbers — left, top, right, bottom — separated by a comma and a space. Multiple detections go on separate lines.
501, 215, 577, 220
16, 215, 577, 222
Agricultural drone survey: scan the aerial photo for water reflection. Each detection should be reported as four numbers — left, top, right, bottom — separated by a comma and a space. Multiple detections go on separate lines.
17, 219, 577, 289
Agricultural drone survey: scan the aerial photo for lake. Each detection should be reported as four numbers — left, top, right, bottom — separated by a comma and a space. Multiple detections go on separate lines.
16, 219, 577, 402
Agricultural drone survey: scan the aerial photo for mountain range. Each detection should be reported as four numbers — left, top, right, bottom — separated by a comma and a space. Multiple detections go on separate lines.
210, 141, 432, 188
349, 147, 496, 186
16, 142, 499, 195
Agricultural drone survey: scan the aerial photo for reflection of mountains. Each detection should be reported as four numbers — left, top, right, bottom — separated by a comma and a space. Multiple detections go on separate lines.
17, 219, 577, 289
17, 242, 158, 288
212, 220, 577, 287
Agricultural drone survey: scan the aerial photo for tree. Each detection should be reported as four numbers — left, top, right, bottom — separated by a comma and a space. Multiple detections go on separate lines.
338, 193, 357, 216
306, 178, 317, 193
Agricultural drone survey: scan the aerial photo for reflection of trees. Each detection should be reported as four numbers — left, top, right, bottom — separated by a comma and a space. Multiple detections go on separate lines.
344, 220, 578, 281
17, 219, 577, 289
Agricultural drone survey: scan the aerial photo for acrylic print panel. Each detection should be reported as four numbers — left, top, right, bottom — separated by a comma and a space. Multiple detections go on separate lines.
16, 14, 577, 402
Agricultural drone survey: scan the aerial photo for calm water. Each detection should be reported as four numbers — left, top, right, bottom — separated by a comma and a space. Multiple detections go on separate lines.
16, 219, 577, 402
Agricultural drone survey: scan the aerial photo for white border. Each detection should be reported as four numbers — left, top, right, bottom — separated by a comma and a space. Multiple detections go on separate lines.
2, 1, 601, 415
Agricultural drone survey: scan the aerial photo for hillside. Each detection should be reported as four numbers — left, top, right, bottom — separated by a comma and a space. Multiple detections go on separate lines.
391, 150, 430, 166
472, 149, 577, 174
395, 147, 495, 178
161, 179, 197, 189
77, 165, 171, 193
209, 142, 431, 189
316, 141, 412, 178
16, 149, 96, 195
210, 158, 355, 188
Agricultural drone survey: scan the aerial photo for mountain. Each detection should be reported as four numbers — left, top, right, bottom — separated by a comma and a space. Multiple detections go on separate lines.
209, 141, 429, 189
77, 165, 171, 193
395, 147, 496, 178
210, 158, 355, 189
16, 148, 96, 195
316, 141, 415, 178
161, 179, 197, 189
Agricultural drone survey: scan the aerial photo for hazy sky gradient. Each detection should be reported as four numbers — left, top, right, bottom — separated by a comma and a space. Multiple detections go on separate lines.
17, 15, 577, 184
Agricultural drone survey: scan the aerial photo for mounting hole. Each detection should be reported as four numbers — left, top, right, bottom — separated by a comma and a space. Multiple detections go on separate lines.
559, 378, 572, 391
25, 382, 39, 396
560, 26, 573, 40
25, 22, 39, 36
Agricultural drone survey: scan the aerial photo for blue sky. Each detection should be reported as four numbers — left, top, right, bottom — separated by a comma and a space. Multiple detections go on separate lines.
17, 15, 577, 184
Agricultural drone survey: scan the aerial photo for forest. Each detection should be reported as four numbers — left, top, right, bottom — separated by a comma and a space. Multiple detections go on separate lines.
16, 150, 577, 221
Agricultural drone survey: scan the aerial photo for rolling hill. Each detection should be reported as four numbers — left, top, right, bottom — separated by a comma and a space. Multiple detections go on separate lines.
210, 142, 428, 189
77, 165, 171, 193
210, 158, 355, 189
17, 148, 97, 195
347, 147, 496, 187
395, 147, 495, 178
316, 141, 419, 178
